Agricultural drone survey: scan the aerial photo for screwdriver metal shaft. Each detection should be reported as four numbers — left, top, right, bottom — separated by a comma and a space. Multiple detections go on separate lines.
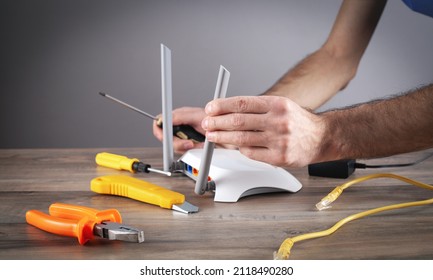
99, 92, 157, 120
99, 92, 205, 143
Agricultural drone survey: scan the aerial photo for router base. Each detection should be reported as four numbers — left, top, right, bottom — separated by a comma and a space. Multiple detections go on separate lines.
178, 149, 302, 202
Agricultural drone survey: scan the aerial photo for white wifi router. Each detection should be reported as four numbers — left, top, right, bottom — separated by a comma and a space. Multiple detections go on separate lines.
159, 44, 302, 202
178, 149, 302, 202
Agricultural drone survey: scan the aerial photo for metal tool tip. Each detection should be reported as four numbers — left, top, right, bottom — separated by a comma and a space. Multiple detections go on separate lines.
94, 222, 145, 243
137, 231, 145, 243
172, 201, 199, 214
99, 92, 106, 96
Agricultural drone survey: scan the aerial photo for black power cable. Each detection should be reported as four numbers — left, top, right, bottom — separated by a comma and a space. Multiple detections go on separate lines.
355, 153, 433, 169
308, 153, 433, 179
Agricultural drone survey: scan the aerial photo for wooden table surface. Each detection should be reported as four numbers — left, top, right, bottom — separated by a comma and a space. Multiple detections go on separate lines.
1, 147, 432, 260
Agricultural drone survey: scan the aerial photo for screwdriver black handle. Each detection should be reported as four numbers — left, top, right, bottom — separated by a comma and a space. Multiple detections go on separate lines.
173, 125, 206, 143
156, 118, 205, 143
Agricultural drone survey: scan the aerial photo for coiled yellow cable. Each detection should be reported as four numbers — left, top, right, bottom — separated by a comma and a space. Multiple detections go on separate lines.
274, 173, 433, 260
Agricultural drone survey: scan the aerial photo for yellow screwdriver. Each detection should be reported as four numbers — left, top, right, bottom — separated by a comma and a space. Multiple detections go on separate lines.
99, 92, 205, 143
95, 152, 171, 176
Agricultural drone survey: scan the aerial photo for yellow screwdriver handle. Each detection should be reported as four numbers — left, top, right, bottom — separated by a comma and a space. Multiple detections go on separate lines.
90, 175, 185, 210
95, 152, 138, 173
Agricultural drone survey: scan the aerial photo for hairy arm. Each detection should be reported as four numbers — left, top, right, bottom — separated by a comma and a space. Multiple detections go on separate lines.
265, 0, 387, 110
154, 0, 389, 155
204, 84, 433, 167
319, 84, 433, 161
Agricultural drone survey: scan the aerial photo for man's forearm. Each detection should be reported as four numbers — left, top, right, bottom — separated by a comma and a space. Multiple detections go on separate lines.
264, 0, 386, 111
318, 84, 433, 161
264, 48, 357, 110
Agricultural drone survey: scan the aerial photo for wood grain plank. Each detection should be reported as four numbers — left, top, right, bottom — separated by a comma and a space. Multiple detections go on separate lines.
1, 148, 432, 259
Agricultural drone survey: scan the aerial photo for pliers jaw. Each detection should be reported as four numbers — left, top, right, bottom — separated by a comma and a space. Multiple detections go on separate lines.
94, 222, 145, 243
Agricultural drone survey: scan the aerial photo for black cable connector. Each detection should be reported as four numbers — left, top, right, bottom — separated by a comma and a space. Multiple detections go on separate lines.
308, 159, 356, 179
308, 153, 433, 179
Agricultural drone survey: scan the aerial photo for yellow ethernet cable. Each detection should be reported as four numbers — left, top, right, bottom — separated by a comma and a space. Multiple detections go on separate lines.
316, 173, 433, 210
274, 173, 433, 260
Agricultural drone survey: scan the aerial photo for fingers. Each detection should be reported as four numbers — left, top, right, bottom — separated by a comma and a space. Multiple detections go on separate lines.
152, 107, 206, 154
206, 130, 268, 147
205, 96, 270, 116
203, 96, 275, 132
153, 121, 202, 153
202, 113, 268, 132
152, 119, 163, 141
202, 96, 276, 148
201, 95, 326, 167
174, 139, 203, 154
172, 107, 206, 134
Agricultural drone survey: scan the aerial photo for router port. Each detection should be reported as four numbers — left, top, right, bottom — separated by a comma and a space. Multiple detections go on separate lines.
193, 168, 199, 177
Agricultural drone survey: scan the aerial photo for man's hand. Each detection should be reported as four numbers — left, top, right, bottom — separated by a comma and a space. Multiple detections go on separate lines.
153, 107, 206, 154
202, 96, 326, 167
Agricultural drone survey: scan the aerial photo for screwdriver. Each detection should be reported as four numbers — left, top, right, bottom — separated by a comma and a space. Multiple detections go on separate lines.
99, 92, 205, 143
96, 152, 171, 176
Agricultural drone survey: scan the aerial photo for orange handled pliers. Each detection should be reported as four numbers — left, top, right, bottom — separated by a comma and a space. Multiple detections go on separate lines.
26, 203, 145, 245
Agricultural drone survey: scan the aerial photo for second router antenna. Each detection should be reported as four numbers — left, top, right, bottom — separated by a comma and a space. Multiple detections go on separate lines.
194, 65, 230, 195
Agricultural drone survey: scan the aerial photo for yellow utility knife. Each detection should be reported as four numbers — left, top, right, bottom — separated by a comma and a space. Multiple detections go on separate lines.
90, 175, 199, 214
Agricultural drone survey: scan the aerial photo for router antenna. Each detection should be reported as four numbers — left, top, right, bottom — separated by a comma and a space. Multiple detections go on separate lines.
161, 44, 174, 172
194, 65, 230, 195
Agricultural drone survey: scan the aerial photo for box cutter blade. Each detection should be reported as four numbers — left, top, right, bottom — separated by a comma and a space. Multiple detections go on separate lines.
90, 175, 199, 214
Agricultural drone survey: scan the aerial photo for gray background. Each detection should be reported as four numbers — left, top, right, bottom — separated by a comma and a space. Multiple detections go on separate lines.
1, 0, 432, 149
